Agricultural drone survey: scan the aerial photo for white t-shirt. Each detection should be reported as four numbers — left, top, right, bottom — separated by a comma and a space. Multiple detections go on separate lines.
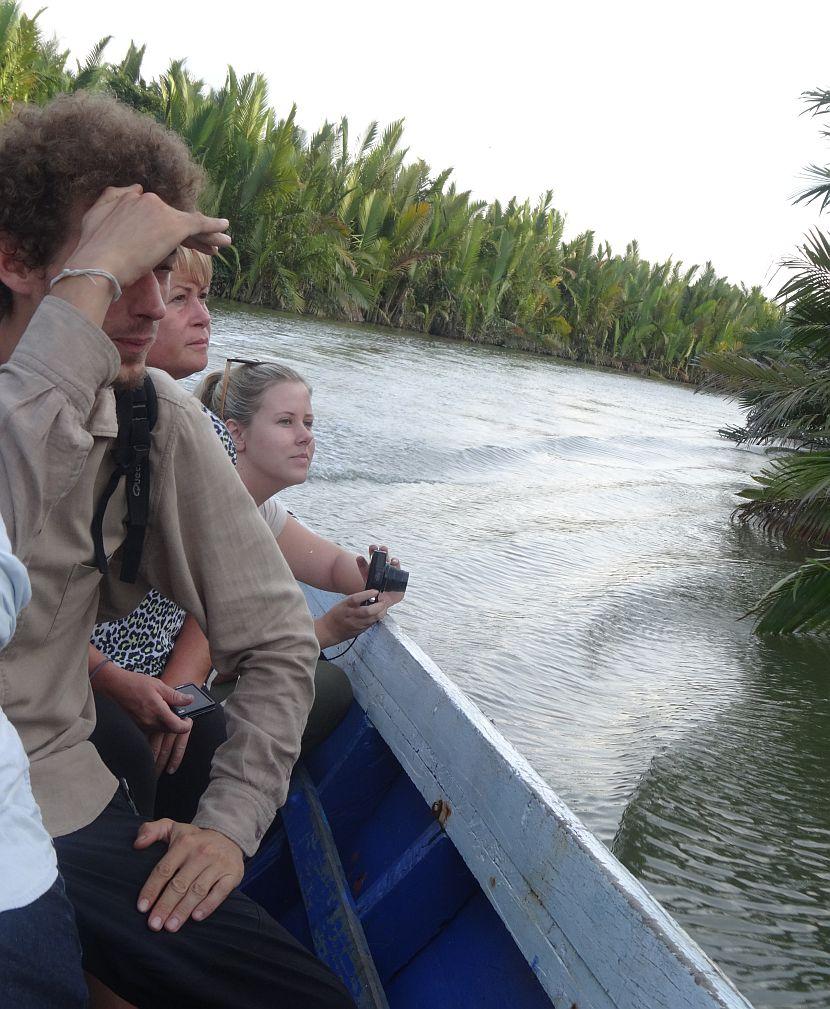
0, 517, 58, 911
259, 495, 290, 537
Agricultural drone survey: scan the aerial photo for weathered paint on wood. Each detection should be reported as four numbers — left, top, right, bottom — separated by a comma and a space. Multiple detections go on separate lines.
304, 586, 754, 1009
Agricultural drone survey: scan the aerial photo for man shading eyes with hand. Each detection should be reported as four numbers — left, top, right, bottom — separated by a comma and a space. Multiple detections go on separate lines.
0, 92, 354, 1009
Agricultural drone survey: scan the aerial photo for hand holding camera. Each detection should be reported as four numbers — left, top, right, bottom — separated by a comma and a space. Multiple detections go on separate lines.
357, 545, 409, 607
319, 547, 409, 649
93, 662, 194, 736
363, 547, 409, 599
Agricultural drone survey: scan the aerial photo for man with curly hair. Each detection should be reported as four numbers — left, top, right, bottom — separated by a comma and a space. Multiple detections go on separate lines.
0, 93, 354, 1009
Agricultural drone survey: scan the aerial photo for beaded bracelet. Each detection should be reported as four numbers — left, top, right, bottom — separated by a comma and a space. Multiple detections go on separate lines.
49, 268, 122, 302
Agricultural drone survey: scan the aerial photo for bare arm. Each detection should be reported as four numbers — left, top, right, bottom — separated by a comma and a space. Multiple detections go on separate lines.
89, 614, 211, 780
276, 516, 365, 594
160, 614, 213, 689
276, 518, 404, 649
88, 642, 109, 676
87, 642, 190, 735
149, 616, 212, 777
274, 517, 379, 649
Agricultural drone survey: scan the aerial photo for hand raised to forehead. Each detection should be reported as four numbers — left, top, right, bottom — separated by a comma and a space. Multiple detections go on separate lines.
64, 185, 231, 289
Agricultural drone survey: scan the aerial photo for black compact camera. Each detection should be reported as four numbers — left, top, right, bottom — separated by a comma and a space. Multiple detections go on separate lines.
365, 549, 409, 596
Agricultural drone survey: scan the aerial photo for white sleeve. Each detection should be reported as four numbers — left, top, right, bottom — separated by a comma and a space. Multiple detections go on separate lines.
0, 515, 57, 911
0, 515, 30, 649
258, 495, 290, 538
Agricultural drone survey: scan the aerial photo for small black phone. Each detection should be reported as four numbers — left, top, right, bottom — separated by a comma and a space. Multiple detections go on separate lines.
171, 682, 217, 720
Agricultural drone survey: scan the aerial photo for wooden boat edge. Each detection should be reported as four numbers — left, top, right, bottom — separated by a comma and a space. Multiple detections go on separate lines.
303, 585, 753, 1009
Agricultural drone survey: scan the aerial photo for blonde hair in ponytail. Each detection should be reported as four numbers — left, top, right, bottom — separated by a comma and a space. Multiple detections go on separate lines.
197, 361, 311, 426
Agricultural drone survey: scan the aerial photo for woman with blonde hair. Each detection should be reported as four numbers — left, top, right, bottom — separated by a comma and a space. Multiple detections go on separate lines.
198, 359, 404, 661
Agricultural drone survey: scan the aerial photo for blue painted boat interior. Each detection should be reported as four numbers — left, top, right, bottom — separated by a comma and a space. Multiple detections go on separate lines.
242, 702, 554, 1007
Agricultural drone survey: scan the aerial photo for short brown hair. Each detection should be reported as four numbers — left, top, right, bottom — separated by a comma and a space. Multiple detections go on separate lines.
0, 92, 206, 317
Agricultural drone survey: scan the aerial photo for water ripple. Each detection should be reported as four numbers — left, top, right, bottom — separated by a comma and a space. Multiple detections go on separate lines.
209, 305, 830, 1008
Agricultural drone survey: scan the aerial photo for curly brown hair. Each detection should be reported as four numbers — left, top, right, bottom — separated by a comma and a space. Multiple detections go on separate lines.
0, 92, 206, 317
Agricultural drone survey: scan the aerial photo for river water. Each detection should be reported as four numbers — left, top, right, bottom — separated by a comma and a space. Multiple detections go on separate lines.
207, 301, 830, 1008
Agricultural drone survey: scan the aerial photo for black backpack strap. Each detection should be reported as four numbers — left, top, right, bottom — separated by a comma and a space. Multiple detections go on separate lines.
120, 376, 157, 583
91, 375, 158, 583
91, 389, 134, 574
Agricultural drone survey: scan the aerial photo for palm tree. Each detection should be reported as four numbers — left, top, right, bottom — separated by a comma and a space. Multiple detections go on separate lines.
699, 92, 830, 632
0, 1, 67, 113
1, 3, 772, 379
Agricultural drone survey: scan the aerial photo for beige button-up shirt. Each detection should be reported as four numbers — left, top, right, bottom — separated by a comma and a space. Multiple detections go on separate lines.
0, 297, 319, 855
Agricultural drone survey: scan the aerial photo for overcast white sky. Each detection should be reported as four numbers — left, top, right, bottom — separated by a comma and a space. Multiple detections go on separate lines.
31, 0, 830, 292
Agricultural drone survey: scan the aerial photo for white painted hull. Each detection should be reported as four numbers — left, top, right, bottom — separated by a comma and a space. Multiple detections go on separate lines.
303, 585, 753, 1009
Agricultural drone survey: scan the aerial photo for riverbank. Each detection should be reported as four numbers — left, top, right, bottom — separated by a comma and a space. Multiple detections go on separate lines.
3, 1, 779, 382
215, 294, 705, 385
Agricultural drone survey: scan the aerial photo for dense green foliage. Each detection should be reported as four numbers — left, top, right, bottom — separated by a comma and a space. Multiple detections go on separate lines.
700, 90, 830, 633
0, 1, 776, 378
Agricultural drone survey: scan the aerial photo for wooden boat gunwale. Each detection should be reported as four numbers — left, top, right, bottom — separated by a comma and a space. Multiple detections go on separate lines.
302, 584, 753, 1009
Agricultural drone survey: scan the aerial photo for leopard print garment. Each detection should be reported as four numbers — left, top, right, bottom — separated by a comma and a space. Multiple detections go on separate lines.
90, 407, 236, 677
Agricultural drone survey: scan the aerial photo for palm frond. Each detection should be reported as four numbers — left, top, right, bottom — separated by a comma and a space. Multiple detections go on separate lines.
752, 554, 830, 634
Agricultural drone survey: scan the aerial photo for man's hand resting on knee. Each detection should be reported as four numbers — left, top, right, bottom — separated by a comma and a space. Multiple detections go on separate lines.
134, 820, 244, 932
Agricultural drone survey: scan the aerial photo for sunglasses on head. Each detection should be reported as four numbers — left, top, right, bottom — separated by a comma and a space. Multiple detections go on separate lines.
218, 357, 260, 419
